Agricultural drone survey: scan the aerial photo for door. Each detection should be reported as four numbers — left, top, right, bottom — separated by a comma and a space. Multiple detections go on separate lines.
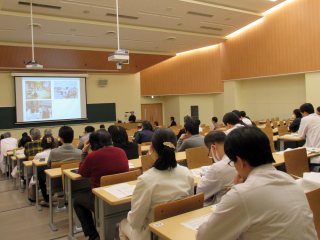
141, 103, 163, 126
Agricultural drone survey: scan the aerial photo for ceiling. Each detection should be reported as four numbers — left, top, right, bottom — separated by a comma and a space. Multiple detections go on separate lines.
0, 0, 286, 55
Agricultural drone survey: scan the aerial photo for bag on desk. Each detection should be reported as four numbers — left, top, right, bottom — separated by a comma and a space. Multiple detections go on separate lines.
11, 166, 18, 178
28, 176, 36, 202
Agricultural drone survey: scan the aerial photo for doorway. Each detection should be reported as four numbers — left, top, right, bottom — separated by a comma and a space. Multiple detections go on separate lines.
141, 103, 163, 126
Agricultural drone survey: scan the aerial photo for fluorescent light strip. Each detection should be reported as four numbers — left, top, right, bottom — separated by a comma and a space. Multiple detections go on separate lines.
176, 44, 218, 56
263, 0, 296, 16
226, 18, 264, 39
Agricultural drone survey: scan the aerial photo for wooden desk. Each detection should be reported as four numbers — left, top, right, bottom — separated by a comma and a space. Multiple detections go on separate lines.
278, 134, 304, 150
32, 158, 48, 210
149, 206, 214, 240
45, 168, 62, 231
272, 148, 320, 167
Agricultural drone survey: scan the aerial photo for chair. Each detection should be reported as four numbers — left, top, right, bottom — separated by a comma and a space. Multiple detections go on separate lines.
138, 141, 152, 156
100, 169, 141, 186
186, 146, 211, 169
153, 193, 204, 222
278, 125, 289, 136
141, 154, 156, 172
306, 188, 320, 239
51, 159, 80, 169
284, 148, 309, 178
261, 127, 276, 152
61, 161, 80, 190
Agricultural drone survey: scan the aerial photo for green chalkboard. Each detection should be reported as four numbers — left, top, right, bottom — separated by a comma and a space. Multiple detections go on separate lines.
0, 103, 116, 129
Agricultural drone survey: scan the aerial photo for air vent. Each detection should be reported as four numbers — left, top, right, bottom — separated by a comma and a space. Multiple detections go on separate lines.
167, 37, 176, 40
187, 11, 213, 18
106, 13, 138, 20
200, 26, 222, 31
18, 1, 62, 10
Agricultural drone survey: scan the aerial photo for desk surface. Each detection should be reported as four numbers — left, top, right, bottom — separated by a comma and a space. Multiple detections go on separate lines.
16, 154, 27, 160
63, 168, 84, 181
149, 206, 214, 240
33, 158, 48, 167
22, 160, 33, 167
45, 168, 62, 178
278, 134, 303, 141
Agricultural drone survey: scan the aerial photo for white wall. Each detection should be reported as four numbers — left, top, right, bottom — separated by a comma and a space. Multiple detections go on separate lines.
305, 71, 320, 108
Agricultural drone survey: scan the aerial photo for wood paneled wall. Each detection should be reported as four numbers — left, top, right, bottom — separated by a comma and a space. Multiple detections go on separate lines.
140, 46, 223, 96
222, 0, 320, 80
141, 0, 320, 95
0, 45, 172, 73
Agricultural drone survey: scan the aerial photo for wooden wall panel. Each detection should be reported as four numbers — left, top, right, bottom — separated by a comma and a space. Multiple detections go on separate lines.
221, 0, 320, 80
0, 45, 172, 73
140, 46, 223, 96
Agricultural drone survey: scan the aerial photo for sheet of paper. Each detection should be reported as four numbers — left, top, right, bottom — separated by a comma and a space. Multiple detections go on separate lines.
303, 172, 320, 183
191, 168, 202, 177
181, 214, 211, 231
128, 162, 135, 169
104, 183, 135, 199
306, 148, 320, 154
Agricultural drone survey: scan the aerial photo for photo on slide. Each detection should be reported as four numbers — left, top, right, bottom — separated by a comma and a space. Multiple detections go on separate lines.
54, 80, 79, 99
25, 100, 52, 121
25, 81, 51, 100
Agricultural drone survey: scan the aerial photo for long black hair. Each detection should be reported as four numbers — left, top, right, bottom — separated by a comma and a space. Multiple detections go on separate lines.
152, 128, 177, 170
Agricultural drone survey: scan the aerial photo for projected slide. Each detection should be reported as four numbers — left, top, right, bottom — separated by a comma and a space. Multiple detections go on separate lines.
15, 75, 87, 123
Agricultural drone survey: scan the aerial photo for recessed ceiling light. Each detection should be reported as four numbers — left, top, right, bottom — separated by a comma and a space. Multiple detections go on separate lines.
225, 18, 231, 21
105, 31, 116, 35
269, 0, 277, 2
167, 37, 176, 40
166, 7, 173, 12
28, 23, 41, 29
83, 10, 90, 14
177, 23, 183, 26
70, 28, 76, 32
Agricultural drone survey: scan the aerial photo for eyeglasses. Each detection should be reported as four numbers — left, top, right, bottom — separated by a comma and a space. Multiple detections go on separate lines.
228, 161, 235, 167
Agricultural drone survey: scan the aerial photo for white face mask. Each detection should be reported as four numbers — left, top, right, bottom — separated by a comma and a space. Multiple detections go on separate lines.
210, 145, 220, 163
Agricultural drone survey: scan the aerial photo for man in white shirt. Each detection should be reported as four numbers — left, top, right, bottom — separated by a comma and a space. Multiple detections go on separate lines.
240, 111, 253, 126
223, 112, 244, 135
197, 127, 317, 240
0, 132, 18, 174
298, 103, 320, 164
197, 131, 236, 206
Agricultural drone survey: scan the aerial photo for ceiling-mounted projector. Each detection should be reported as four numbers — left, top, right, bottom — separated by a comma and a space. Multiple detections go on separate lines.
108, 49, 129, 62
25, 60, 43, 69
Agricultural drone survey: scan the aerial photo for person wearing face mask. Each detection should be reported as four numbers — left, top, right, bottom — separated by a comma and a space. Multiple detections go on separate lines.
196, 131, 236, 206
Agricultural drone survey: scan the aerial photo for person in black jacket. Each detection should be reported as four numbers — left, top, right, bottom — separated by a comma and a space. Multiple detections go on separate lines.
289, 109, 302, 132
110, 126, 139, 160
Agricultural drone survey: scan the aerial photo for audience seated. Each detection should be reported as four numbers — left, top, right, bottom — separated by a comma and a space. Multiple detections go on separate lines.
18, 132, 31, 148
210, 116, 219, 131
316, 106, 320, 115
176, 115, 192, 139
74, 129, 129, 240
176, 118, 205, 152
119, 128, 194, 240
0, 132, 18, 174
298, 103, 320, 165
197, 127, 317, 240
110, 125, 139, 160
169, 116, 177, 127
24, 128, 42, 159
240, 111, 253, 126
133, 121, 154, 144
289, 109, 302, 132
78, 126, 95, 150
223, 112, 244, 135
196, 131, 236, 206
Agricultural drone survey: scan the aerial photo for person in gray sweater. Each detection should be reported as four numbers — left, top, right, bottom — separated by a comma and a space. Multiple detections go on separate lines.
176, 118, 205, 152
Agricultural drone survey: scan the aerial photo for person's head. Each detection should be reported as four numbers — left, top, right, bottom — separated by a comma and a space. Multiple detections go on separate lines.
0, 134, 4, 140
130, 111, 135, 116
89, 129, 112, 151
224, 127, 274, 179
184, 119, 199, 135
99, 124, 105, 129
223, 112, 240, 128
44, 129, 53, 136
31, 128, 41, 140
293, 109, 302, 119
20, 132, 32, 147
150, 128, 177, 170
232, 110, 241, 119
154, 121, 159, 126
239, 111, 246, 118
204, 131, 226, 162
58, 126, 74, 144
110, 126, 129, 145
3, 132, 11, 138
84, 126, 95, 134
107, 125, 117, 135
170, 116, 175, 121
183, 115, 192, 124
212, 117, 218, 123
316, 106, 320, 116
142, 121, 153, 131
41, 135, 55, 150
29, 128, 34, 136
300, 103, 314, 117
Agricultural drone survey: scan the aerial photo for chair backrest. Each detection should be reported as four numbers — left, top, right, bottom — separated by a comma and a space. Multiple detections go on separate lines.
306, 188, 320, 239
284, 148, 309, 178
100, 169, 141, 187
154, 193, 204, 222
141, 154, 156, 172
278, 125, 289, 136
186, 146, 211, 169
61, 161, 80, 190
72, 138, 79, 147
261, 127, 276, 152
138, 142, 152, 156
51, 159, 80, 169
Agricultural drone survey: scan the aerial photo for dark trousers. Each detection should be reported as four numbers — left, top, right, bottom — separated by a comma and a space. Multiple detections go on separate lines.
73, 189, 98, 237
37, 166, 49, 202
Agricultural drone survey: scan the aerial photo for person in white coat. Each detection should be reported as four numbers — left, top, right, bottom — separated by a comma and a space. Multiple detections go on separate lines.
119, 128, 194, 240
196, 131, 236, 206
197, 127, 317, 240
0, 132, 18, 174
